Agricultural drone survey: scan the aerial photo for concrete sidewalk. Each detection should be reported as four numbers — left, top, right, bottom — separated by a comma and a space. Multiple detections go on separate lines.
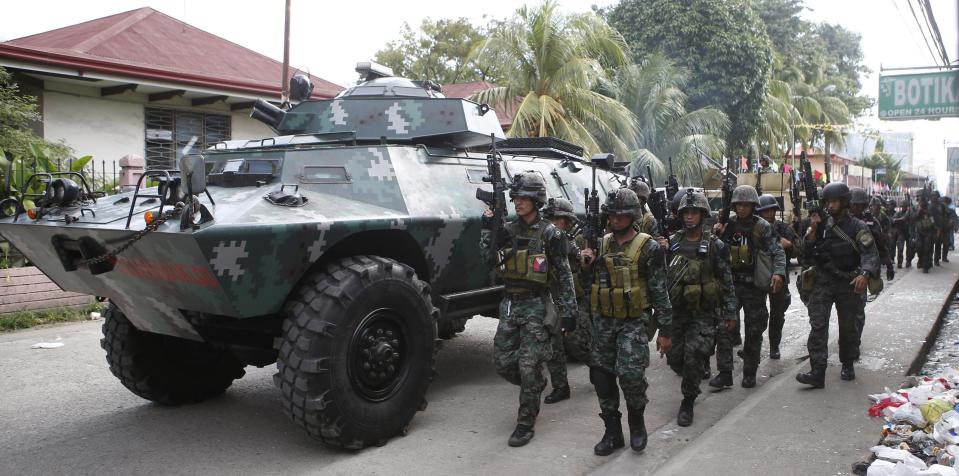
596, 259, 959, 476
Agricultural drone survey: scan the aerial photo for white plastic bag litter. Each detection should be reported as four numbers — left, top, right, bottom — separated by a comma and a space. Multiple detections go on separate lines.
934, 412, 959, 444
895, 403, 931, 427
30, 342, 64, 349
873, 446, 929, 470
918, 464, 959, 476
867, 460, 896, 476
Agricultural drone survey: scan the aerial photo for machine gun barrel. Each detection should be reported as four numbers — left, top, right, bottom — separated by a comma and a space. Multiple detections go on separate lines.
719, 156, 734, 225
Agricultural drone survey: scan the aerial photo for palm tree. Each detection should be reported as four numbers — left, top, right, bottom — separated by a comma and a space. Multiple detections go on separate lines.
791, 80, 851, 156
749, 78, 801, 161
610, 55, 730, 184
470, 1, 638, 158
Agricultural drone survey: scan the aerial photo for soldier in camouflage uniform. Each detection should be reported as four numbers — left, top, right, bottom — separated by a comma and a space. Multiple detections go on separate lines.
541, 197, 592, 404
797, 182, 879, 387
893, 198, 913, 268
915, 196, 937, 273
627, 179, 660, 236
850, 189, 894, 281
710, 185, 786, 389
479, 173, 578, 447
665, 189, 737, 427
581, 188, 672, 455
757, 194, 799, 360
931, 191, 951, 265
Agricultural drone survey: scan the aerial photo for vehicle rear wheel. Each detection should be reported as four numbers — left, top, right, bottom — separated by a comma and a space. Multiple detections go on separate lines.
100, 303, 246, 405
275, 255, 436, 449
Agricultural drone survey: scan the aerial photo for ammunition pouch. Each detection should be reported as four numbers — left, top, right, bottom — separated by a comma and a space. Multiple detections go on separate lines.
800, 266, 816, 292
498, 248, 549, 285
591, 233, 651, 319
753, 249, 773, 292
730, 243, 752, 270
868, 275, 884, 295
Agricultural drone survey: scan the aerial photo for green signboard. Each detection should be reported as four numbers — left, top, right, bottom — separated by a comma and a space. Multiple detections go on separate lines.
879, 70, 959, 120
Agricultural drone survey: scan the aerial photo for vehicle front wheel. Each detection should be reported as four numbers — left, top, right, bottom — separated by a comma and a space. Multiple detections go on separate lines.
275, 255, 437, 449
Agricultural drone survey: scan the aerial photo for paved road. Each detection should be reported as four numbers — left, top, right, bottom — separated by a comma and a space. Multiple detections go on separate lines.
0, 271, 825, 476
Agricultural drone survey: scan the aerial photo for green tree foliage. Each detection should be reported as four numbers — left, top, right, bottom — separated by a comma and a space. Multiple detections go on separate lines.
0, 67, 70, 160
607, 0, 773, 152
374, 18, 500, 84
471, 1, 638, 158
862, 139, 902, 188
609, 54, 729, 182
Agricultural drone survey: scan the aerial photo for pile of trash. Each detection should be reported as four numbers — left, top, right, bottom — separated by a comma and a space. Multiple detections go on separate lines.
861, 368, 959, 475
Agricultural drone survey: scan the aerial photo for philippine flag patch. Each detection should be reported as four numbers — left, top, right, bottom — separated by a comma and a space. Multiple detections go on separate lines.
532, 256, 548, 273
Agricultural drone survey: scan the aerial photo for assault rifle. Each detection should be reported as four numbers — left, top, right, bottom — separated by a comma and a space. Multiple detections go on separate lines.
755, 157, 764, 196
789, 167, 802, 225
665, 156, 680, 203
645, 165, 669, 235
582, 167, 601, 264
719, 156, 735, 225
475, 134, 507, 267
800, 151, 821, 218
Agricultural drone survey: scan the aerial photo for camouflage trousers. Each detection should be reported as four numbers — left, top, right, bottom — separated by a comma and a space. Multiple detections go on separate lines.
546, 306, 592, 390
716, 282, 769, 373
805, 272, 863, 369
918, 234, 935, 270
935, 231, 950, 263
590, 315, 650, 413
896, 234, 912, 266
767, 287, 792, 351
667, 314, 715, 399
493, 295, 552, 427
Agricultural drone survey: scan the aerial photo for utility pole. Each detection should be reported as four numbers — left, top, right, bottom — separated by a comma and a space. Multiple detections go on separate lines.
280, 0, 291, 107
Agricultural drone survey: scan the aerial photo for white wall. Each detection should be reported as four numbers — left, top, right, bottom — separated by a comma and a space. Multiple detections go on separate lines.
231, 113, 273, 141
43, 91, 144, 166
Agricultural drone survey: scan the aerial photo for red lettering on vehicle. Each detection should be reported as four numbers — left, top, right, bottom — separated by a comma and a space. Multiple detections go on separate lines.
115, 258, 221, 288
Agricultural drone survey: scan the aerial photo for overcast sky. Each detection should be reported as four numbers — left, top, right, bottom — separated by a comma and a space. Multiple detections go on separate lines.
1, 0, 956, 183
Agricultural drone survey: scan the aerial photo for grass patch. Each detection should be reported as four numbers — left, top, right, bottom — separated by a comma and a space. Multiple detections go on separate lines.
0, 302, 106, 332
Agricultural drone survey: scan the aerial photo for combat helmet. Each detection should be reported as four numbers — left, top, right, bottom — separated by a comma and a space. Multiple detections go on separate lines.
869, 195, 883, 207
628, 178, 651, 200
543, 197, 577, 220
849, 187, 869, 205
509, 172, 548, 205
731, 185, 760, 205
604, 188, 639, 217
821, 182, 851, 202
676, 188, 710, 214
757, 194, 780, 211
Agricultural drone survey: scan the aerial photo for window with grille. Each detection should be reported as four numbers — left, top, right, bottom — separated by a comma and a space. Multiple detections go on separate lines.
144, 108, 231, 169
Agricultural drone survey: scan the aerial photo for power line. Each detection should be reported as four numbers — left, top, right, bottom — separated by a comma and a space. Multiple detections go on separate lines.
904, 0, 943, 66
919, 0, 951, 66
888, 0, 939, 66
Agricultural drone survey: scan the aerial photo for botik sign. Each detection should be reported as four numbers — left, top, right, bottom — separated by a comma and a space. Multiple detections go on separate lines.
879, 70, 959, 120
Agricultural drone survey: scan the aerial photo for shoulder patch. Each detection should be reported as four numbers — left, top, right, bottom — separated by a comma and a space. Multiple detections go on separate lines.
856, 229, 874, 248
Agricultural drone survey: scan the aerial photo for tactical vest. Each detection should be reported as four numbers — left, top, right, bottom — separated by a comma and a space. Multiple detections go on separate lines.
725, 217, 764, 272
591, 233, 651, 319
668, 232, 720, 312
498, 221, 550, 290
821, 220, 860, 272
633, 212, 654, 235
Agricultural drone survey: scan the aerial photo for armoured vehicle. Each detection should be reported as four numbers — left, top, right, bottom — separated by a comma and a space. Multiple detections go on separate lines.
0, 62, 627, 449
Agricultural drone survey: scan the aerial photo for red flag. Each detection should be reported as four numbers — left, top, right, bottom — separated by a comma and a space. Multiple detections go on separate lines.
814, 170, 822, 182
740, 156, 749, 172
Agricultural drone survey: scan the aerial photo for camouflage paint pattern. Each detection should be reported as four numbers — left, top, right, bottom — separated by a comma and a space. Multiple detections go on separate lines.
492, 295, 553, 427
0, 91, 625, 341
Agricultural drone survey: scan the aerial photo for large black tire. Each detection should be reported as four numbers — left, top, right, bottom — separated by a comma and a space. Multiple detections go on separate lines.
275, 255, 436, 449
100, 304, 246, 405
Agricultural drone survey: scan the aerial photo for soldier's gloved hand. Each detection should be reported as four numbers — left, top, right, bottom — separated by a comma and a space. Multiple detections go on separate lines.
887, 265, 895, 281
562, 316, 576, 335
481, 208, 495, 228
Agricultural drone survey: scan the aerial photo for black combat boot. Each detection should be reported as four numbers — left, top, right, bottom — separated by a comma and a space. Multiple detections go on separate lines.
544, 385, 570, 404
841, 363, 856, 381
796, 367, 825, 388
508, 424, 535, 447
708, 371, 733, 389
742, 369, 757, 388
593, 411, 625, 456
627, 406, 648, 452
769, 346, 781, 360
677, 397, 695, 427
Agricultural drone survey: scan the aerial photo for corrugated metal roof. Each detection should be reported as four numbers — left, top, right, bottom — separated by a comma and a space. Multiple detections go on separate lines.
1, 7, 343, 99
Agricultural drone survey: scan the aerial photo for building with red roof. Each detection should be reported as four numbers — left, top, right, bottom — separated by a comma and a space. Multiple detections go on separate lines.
0, 7, 343, 169
441, 81, 516, 131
